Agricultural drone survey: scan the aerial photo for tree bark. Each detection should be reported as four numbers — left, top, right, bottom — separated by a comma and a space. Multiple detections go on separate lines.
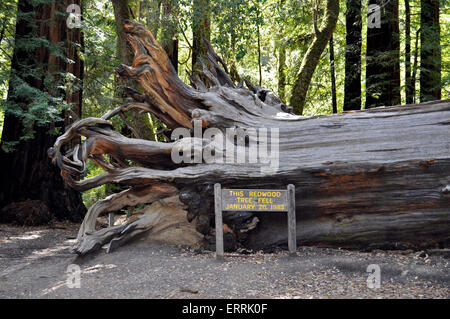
161, 0, 179, 73
278, 44, 287, 103
405, 0, 413, 104
0, 0, 86, 223
365, 0, 400, 108
329, 35, 337, 113
420, 0, 441, 102
256, 3, 262, 87
276, 0, 287, 103
139, 0, 161, 38
343, 0, 361, 111
192, 0, 210, 72
289, 0, 340, 114
412, 28, 420, 103
50, 21, 450, 255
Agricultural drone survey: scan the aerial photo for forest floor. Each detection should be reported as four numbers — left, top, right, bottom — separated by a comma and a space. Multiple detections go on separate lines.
0, 222, 448, 299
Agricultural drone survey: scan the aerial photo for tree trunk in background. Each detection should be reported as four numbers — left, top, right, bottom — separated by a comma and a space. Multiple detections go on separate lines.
256, 4, 262, 87
365, 0, 400, 108
161, 0, 179, 73
329, 35, 337, 113
289, 0, 339, 115
276, 0, 287, 103
111, 0, 155, 141
412, 28, 420, 103
192, 0, 210, 71
223, 3, 240, 85
343, 0, 361, 111
278, 45, 287, 103
0, 0, 85, 223
139, 0, 161, 38
112, 0, 133, 66
405, 0, 413, 104
420, 0, 441, 102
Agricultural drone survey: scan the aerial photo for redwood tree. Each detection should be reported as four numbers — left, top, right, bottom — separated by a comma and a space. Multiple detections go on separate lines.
139, 0, 161, 37
405, 0, 413, 104
365, 0, 400, 108
161, 0, 179, 73
192, 0, 211, 71
0, 0, 85, 222
343, 0, 361, 111
420, 0, 441, 102
278, 44, 287, 103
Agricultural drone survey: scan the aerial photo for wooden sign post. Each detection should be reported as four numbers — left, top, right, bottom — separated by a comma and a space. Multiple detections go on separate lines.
214, 183, 296, 260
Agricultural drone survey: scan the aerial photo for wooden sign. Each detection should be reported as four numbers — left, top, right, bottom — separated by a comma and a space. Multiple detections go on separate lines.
221, 189, 288, 212
214, 184, 296, 260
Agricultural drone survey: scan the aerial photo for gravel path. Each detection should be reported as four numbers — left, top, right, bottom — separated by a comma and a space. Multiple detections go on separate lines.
0, 223, 448, 299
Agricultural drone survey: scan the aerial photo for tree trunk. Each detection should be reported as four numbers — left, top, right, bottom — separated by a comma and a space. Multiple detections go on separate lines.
405, 0, 413, 104
412, 28, 420, 103
276, 0, 287, 103
420, 0, 441, 102
256, 3, 262, 87
161, 0, 179, 73
0, 0, 86, 223
278, 44, 287, 103
50, 21, 450, 255
139, 0, 161, 38
192, 0, 210, 71
329, 35, 337, 113
365, 0, 400, 108
289, 0, 340, 114
343, 0, 361, 111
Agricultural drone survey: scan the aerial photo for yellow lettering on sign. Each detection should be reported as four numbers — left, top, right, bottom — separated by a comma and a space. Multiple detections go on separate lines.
224, 203, 256, 210
249, 191, 281, 197
237, 197, 252, 203
229, 190, 244, 197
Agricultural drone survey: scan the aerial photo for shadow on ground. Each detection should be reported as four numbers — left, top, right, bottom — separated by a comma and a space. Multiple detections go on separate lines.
0, 224, 448, 299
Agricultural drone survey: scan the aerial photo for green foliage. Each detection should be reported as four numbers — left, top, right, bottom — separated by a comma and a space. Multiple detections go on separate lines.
440, 1, 450, 100
82, 0, 119, 118
81, 161, 106, 209
0, 0, 81, 150
211, 0, 265, 62
0, 0, 18, 140
0, 109, 3, 135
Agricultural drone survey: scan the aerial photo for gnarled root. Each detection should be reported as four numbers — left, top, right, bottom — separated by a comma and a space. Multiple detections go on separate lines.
74, 183, 178, 255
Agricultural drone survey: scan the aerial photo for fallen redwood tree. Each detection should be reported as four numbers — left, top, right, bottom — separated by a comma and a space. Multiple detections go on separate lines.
49, 21, 450, 255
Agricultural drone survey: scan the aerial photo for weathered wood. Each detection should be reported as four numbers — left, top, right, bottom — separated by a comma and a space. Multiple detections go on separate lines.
287, 184, 296, 255
49, 21, 450, 254
108, 212, 114, 227
73, 184, 177, 255
214, 183, 224, 260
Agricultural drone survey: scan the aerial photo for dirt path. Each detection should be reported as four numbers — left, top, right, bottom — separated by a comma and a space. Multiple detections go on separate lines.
0, 224, 448, 299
